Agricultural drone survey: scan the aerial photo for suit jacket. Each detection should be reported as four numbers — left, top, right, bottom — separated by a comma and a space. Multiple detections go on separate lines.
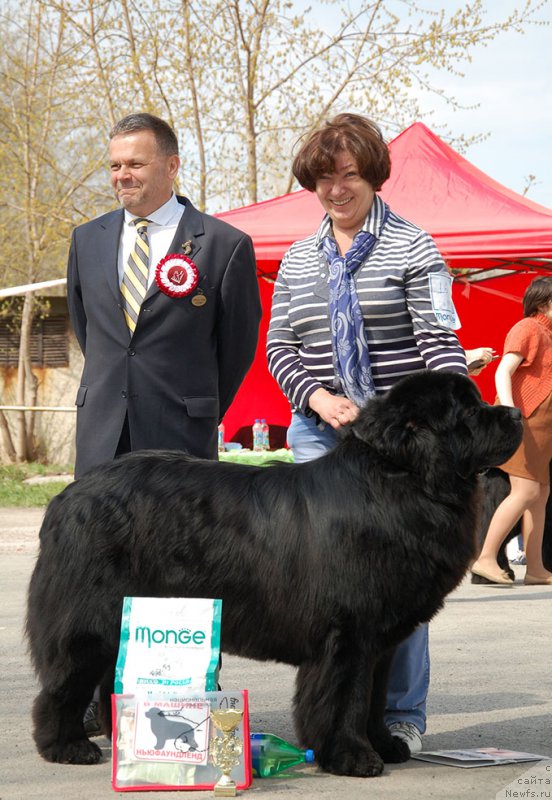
67, 196, 261, 477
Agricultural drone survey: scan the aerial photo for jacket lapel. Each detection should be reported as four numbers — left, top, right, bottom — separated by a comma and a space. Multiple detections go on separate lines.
145, 196, 205, 300
98, 209, 125, 306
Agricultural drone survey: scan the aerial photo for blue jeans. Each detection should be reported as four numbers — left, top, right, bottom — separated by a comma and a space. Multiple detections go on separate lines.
287, 411, 429, 733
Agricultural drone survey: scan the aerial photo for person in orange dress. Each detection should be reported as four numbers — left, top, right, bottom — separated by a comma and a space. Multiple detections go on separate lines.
471, 276, 552, 586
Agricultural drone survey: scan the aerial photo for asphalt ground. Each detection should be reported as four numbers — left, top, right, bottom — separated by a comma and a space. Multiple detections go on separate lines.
1, 507, 551, 800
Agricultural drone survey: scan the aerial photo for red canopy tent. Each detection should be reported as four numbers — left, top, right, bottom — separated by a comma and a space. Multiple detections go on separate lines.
216, 123, 552, 441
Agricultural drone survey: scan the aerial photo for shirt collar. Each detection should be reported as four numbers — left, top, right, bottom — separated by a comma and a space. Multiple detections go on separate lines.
315, 194, 388, 247
534, 312, 552, 335
124, 192, 182, 227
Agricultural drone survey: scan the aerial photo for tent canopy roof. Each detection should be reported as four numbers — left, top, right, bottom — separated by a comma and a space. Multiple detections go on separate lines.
217, 122, 552, 270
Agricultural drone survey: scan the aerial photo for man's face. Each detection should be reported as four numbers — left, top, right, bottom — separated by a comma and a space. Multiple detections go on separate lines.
109, 130, 180, 217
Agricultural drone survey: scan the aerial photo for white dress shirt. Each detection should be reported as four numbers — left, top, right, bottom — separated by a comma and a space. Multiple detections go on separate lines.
118, 193, 185, 288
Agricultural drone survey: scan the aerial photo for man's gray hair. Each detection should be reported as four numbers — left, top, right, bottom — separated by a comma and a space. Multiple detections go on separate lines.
109, 113, 179, 156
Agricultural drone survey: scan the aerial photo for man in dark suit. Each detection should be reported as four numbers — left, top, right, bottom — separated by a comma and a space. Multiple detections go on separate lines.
67, 113, 261, 478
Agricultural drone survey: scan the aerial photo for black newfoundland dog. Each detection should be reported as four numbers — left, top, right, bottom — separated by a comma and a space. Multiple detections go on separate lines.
27, 371, 522, 777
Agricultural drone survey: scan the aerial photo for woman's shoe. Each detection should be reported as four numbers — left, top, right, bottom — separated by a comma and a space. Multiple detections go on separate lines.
471, 562, 514, 585
524, 574, 552, 586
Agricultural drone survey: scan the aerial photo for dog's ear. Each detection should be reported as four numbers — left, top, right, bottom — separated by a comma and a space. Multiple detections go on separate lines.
351, 372, 496, 482
351, 397, 386, 446
352, 401, 426, 470
352, 391, 458, 485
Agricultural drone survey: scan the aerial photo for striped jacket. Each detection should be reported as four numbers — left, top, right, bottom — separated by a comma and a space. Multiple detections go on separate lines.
267, 195, 467, 413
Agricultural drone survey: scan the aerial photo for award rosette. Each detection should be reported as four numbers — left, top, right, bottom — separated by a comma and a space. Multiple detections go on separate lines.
155, 254, 199, 298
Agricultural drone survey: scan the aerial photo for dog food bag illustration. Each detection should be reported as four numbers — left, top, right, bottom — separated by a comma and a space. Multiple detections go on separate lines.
250, 733, 315, 777
115, 597, 222, 695
112, 691, 252, 791
252, 419, 263, 451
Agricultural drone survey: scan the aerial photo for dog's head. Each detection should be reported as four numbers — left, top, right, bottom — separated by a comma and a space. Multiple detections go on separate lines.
352, 371, 523, 485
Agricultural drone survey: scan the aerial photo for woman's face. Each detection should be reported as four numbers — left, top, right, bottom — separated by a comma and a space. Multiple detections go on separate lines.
315, 150, 375, 236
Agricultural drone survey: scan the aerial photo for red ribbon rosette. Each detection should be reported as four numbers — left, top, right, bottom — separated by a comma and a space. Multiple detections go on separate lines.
155, 254, 199, 298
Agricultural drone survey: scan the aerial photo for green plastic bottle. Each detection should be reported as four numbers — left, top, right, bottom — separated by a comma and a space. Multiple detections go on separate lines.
250, 732, 315, 777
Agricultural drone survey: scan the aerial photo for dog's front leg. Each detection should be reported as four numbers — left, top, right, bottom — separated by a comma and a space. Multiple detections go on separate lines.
32, 644, 114, 764
366, 648, 410, 763
293, 637, 384, 777
32, 686, 103, 765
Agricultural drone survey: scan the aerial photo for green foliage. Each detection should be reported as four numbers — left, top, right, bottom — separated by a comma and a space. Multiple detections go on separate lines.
220, 448, 293, 465
0, 463, 72, 506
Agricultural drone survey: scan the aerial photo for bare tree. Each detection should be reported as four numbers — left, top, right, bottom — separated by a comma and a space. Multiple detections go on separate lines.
165, 0, 545, 204
0, 1, 106, 460
31, 0, 545, 209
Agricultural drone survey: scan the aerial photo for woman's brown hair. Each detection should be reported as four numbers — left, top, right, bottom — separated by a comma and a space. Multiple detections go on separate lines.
292, 113, 391, 192
523, 276, 552, 317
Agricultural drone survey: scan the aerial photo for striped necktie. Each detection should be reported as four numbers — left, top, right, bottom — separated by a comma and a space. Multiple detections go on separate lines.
121, 217, 150, 333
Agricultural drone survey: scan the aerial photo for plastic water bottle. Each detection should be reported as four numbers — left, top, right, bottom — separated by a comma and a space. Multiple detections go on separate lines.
261, 419, 270, 451
252, 419, 263, 452
217, 422, 225, 453
250, 732, 315, 777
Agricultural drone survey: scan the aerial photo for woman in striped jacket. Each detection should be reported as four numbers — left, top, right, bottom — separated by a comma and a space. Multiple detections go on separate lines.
267, 113, 468, 755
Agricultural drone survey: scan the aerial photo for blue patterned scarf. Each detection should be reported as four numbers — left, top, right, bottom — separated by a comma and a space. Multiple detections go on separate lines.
321, 212, 388, 406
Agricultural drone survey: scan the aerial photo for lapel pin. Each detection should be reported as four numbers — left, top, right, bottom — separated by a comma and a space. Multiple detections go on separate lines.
191, 288, 207, 307
181, 240, 193, 255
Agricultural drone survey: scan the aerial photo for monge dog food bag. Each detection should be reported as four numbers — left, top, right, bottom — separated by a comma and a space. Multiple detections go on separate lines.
115, 597, 222, 695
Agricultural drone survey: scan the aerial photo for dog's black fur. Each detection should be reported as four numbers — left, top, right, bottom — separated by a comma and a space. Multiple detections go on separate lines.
26, 371, 522, 777
473, 465, 552, 582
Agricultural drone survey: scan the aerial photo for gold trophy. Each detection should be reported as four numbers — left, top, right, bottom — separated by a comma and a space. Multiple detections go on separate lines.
209, 708, 244, 796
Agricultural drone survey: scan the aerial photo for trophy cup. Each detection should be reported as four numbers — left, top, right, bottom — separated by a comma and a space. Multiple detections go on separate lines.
210, 708, 244, 797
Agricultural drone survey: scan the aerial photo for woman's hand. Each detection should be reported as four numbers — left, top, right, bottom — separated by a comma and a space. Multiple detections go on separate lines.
308, 388, 360, 429
466, 346, 495, 376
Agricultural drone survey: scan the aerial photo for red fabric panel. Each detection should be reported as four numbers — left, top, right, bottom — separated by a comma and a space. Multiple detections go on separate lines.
222, 278, 291, 442
223, 271, 548, 438
217, 122, 552, 268
219, 122, 552, 435
453, 272, 543, 402
382, 123, 552, 265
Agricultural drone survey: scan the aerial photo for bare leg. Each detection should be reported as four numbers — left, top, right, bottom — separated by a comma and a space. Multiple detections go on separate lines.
474, 476, 541, 580
521, 509, 530, 554
523, 484, 552, 579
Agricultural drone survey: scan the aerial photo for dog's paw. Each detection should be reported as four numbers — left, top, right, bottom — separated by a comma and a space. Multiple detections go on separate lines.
39, 738, 103, 765
375, 734, 411, 763
318, 745, 384, 777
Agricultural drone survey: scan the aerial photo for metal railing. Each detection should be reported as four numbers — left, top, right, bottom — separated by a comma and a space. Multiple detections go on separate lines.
0, 406, 75, 412
0, 278, 67, 299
